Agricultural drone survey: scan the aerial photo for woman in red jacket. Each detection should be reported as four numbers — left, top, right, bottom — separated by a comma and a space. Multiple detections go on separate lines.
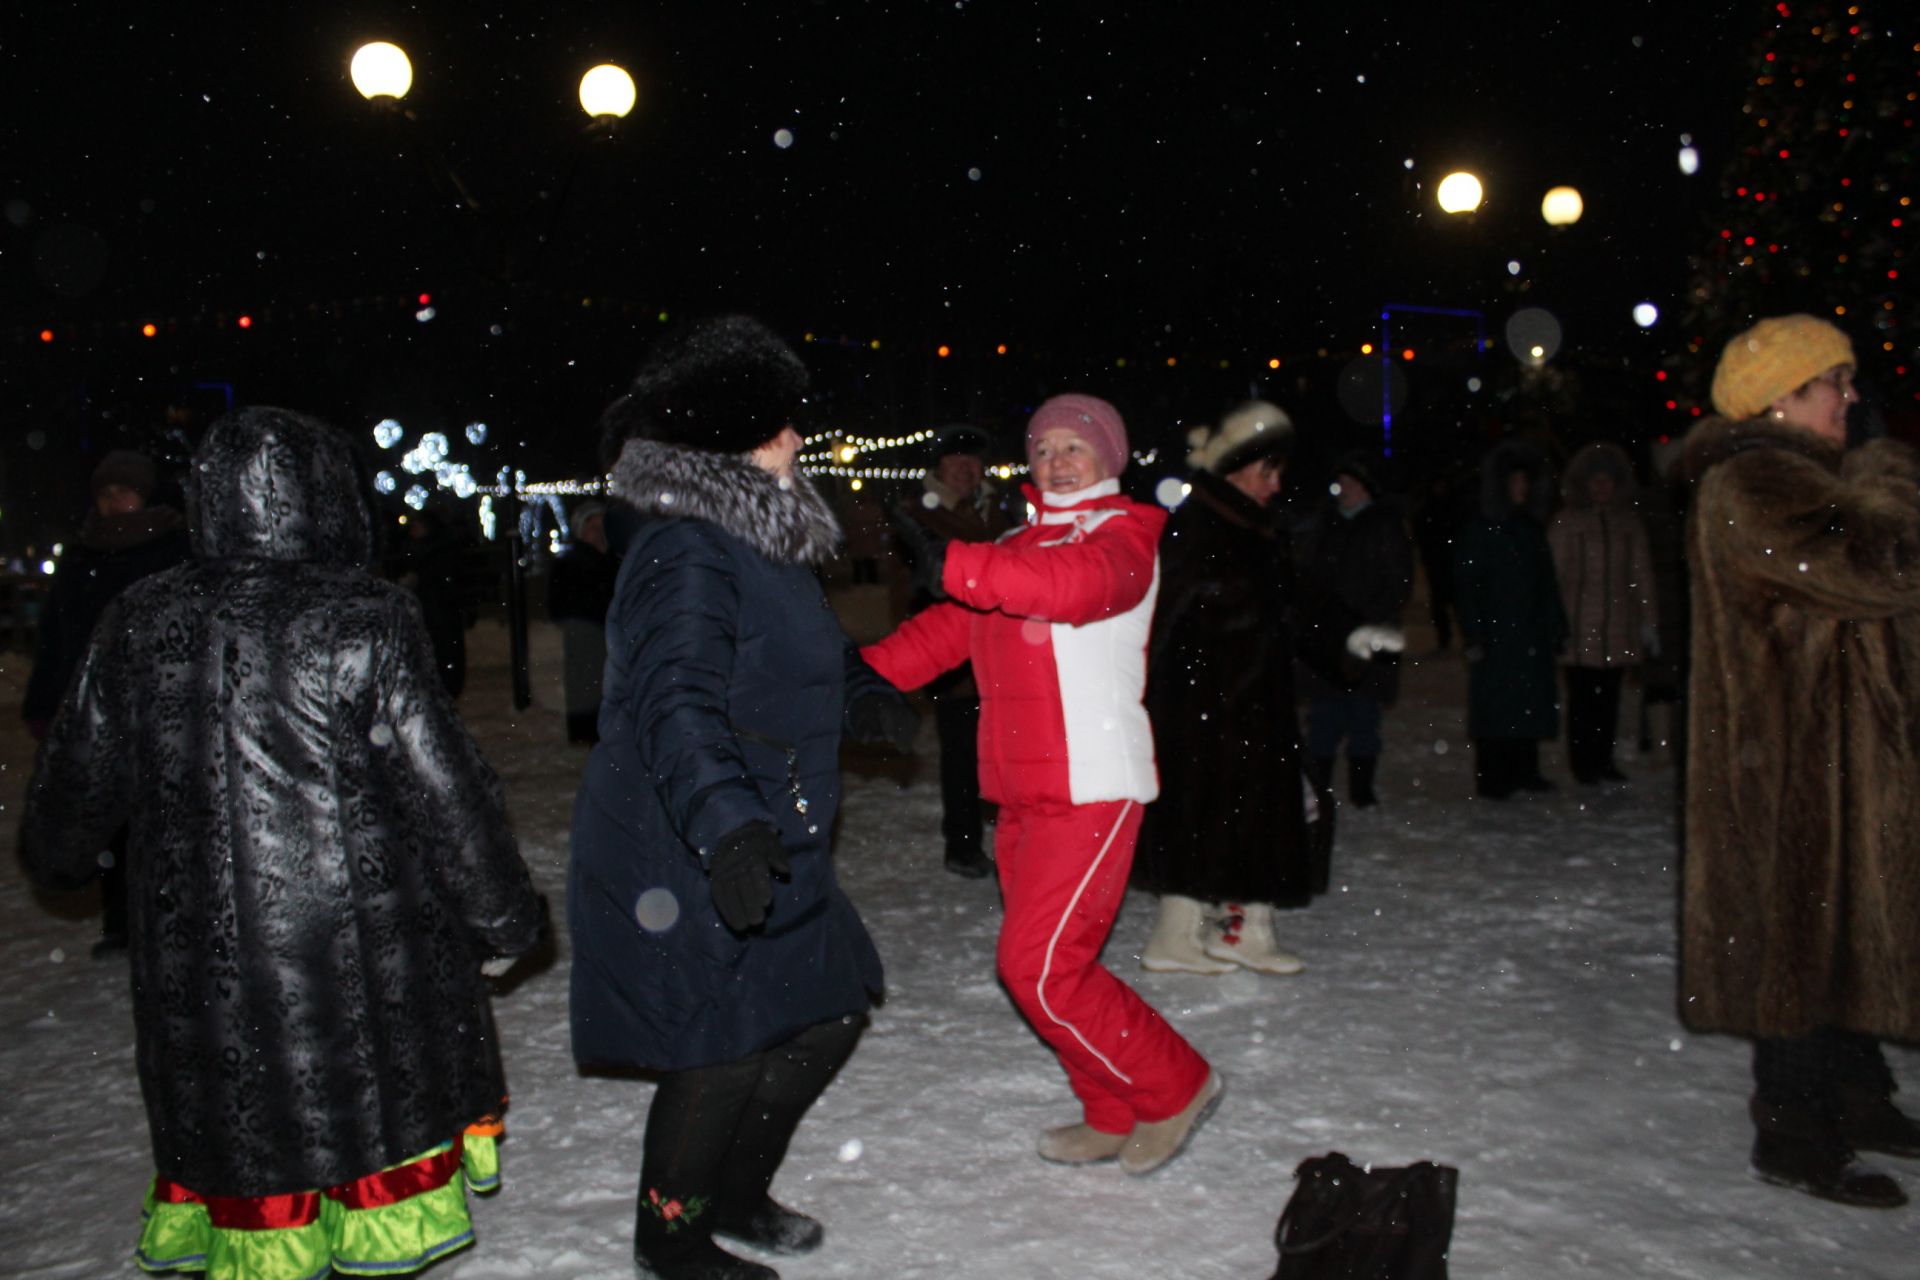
864, 394, 1220, 1176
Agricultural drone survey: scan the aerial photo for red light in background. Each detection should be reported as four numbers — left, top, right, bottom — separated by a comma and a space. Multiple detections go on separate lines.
1401, 349, 1415, 361
1655, 370, 1668, 381
141, 323, 158, 338
417, 292, 432, 306
995, 344, 1008, 355
39, 329, 54, 343
237, 315, 253, 329
1666, 400, 1678, 411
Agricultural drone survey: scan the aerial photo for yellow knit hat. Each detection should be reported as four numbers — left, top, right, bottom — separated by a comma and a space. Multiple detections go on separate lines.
1709, 314, 1855, 420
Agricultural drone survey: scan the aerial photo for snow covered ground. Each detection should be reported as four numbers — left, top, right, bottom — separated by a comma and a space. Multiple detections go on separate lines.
4, 601, 1916, 1279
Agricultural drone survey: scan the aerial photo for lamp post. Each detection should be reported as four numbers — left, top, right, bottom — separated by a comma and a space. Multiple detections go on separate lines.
349, 39, 636, 711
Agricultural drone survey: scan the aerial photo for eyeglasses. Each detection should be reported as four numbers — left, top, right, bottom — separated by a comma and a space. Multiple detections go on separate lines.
1806, 366, 1856, 396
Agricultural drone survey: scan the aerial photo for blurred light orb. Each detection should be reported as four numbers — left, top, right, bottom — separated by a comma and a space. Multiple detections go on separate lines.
635, 888, 680, 933
1466, 377, 1483, 392
578, 64, 636, 119
1633, 302, 1660, 328
374, 470, 398, 494
373, 419, 404, 449
837, 1139, 864, 1163
1507, 260, 1522, 276
350, 42, 413, 101
1505, 307, 1564, 364
1154, 477, 1190, 509
773, 128, 795, 150
1436, 172, 1483, 214
1540, 185, 1584, 226
403, 485, 430, 510
1678, 146, 1700, 176
465, 421, 488, 445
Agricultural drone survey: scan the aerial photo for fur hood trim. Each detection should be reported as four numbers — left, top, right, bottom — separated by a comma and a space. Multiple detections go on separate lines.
610, 438, 842, 566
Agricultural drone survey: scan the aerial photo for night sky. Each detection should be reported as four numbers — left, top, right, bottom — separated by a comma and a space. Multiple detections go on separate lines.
7, 2, 1758, 486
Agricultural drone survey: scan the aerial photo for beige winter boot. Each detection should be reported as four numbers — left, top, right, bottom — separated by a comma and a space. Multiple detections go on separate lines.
1141, 895, 1235, 974
1120, 1072, 1225, 1175
1203, 902, 1304, 975
1036, 1122, 1129, 1165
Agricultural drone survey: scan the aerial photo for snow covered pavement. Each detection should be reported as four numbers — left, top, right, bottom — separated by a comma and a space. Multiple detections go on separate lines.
4, 615, 1914, 1278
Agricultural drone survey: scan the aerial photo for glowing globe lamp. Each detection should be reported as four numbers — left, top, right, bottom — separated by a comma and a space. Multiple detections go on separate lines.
1541, 185, 1584, 226
579, 65, 637, 119
1437, 172, 1483, 214
351, 42, 413, 101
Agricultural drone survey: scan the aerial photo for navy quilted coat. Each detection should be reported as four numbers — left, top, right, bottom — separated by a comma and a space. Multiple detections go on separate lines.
569, 439, 885, 1071
18, 407, 544, 1196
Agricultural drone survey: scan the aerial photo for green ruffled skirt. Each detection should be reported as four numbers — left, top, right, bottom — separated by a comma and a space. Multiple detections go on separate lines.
134, 1125, 502, 1280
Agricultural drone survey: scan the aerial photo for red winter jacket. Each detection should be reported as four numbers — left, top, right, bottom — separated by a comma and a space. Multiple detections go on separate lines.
863, 480, 1164, 808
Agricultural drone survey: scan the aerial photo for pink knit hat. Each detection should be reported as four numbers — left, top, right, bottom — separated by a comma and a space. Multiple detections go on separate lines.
1025, 394, 1129, 477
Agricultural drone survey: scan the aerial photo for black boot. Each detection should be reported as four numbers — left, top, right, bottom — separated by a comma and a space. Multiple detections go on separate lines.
943, 844, 992, 879
634, 1233, 777, 1280
714, 1199, 824, 1255
1348, 757, 1378, 808
1839, 1090, 1920, 1159
1750, 1099, 1907, 1208
1473, 740, 1513, 799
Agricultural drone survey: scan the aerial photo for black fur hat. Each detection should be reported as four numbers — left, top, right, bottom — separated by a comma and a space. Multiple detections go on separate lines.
599, 315, 810, 464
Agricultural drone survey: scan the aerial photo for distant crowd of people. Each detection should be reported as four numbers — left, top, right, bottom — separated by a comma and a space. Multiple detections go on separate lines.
15, 309, 1920, 1280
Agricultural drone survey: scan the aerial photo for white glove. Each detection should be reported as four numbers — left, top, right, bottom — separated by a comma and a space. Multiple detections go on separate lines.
1344, 625, 1407, 660
480, 955, 518, 979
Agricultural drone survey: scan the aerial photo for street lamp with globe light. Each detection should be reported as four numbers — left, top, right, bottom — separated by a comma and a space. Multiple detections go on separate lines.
347, 39, 637, 709
350, 42, 413, 101
1541, 185, 1584, 227
1437, 171, 1483, 215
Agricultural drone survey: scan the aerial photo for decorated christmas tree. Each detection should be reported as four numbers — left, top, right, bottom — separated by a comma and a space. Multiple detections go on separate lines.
1668, 1, 1916, 425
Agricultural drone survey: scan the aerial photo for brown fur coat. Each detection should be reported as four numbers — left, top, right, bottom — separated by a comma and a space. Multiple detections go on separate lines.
1680, 416, 1920, 1040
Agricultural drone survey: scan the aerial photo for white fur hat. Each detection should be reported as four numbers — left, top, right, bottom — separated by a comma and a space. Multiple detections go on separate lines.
1186, 400, 1294, 473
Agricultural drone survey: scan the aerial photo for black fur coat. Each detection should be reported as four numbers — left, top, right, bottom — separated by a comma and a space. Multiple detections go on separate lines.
19, 407, 544, 1195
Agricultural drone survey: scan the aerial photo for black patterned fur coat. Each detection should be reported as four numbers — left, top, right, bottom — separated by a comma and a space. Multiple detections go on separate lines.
19, 407, 544, 1196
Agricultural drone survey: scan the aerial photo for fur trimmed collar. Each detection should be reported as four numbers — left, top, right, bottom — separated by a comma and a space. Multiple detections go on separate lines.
1678, 414, 1843, 487
610, 438, 843, 566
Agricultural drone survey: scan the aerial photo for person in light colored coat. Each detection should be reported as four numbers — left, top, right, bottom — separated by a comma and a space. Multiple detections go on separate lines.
1547, 441, 1658, 783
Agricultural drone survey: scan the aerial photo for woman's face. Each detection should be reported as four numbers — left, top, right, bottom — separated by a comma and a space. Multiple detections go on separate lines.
1506, 467, 1531, 509
749, 425, 804, 478
1030, 427, 1110, 494
1226, 457, 1283, 506
1770, 364, 1856, 444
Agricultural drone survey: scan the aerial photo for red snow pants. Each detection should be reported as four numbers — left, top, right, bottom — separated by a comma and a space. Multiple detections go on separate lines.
995, 799, 1212, 1134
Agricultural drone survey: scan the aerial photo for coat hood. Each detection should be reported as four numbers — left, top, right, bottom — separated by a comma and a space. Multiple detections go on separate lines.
189, 407, 375, 567
1559, 441, 1639, 511
609, 436, 842, 566
1478, 438, 1557, 522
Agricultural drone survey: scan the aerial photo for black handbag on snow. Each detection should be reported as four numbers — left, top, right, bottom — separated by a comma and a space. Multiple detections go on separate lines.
1270, 1152, 1457, 1280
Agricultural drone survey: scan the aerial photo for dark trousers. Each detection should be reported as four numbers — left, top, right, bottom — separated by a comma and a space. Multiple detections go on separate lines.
935, 696, 984, 860
636, 1016, 863, 1263
1473, 737, 1543, 798
1753, 1027, 1896, 1116
1305, 694, 1384, 762
100, 826, 130, 941
1563, 666, 1625, 780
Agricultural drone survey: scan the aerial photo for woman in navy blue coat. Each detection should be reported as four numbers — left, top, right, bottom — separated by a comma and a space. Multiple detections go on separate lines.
568, 316, 911, 1280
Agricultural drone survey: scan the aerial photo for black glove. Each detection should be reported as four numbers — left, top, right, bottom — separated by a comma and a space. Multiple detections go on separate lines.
847, 690, 919, 753
923, 538, 950, 599
709, 824, 791, 933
